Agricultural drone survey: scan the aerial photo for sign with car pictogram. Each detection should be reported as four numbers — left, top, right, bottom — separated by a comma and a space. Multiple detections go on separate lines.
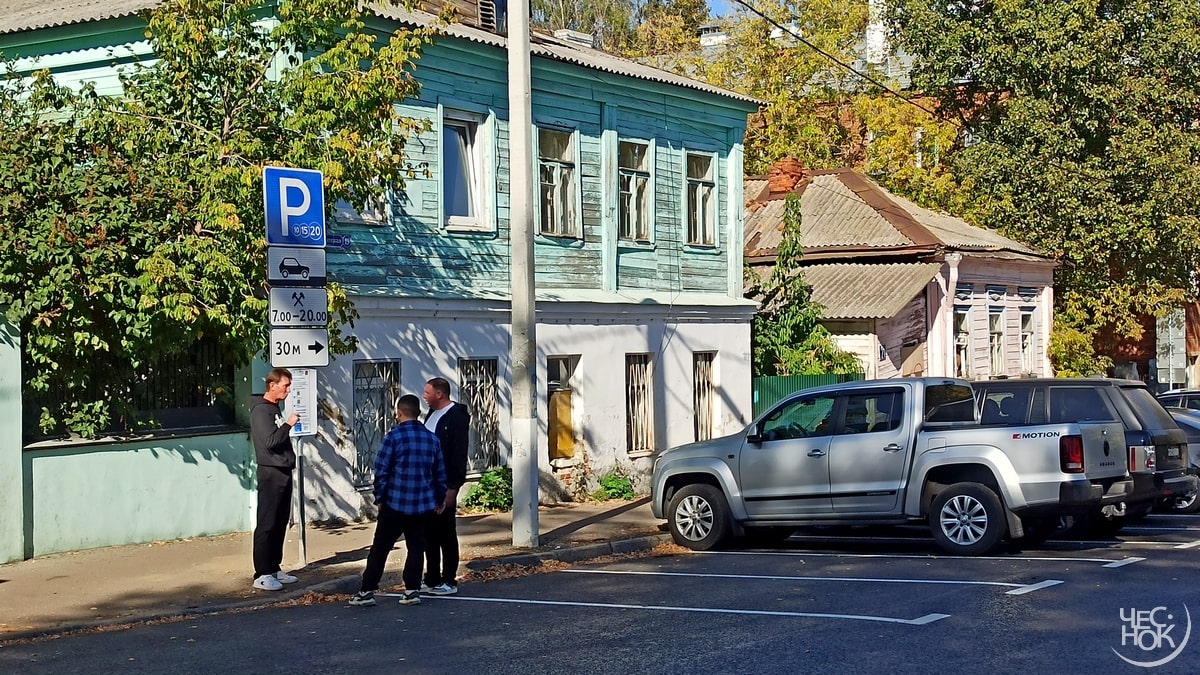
266, 247, 326, 286
268, 287, 328, 328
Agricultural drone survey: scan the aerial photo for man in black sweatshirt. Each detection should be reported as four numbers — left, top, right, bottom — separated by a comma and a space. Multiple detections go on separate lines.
249, 367, 300, 591
421, 377, 470, 595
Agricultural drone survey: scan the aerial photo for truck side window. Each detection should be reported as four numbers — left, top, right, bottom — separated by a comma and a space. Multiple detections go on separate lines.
842, 391, 903, 433
761, 395, 836, 440
924, 384, 975, 423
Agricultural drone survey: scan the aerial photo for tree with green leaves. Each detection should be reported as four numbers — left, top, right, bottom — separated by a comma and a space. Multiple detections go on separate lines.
0, 0, 431, 436
750, 194, 862, 375
888, 0, 1200, 341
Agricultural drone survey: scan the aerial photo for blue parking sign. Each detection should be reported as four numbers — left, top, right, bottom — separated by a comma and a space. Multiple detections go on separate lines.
264, 166, 326, 248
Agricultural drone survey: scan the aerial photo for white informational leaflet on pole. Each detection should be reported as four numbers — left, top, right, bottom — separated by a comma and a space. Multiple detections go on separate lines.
284, 368, 318, 437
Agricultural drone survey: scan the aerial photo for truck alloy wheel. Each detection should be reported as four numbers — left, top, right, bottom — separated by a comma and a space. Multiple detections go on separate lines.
930, 482, 1006, 555
667, 484, 730, 551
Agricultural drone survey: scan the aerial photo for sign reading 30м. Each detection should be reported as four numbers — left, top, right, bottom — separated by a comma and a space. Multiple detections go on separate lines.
264, 166, 326, 248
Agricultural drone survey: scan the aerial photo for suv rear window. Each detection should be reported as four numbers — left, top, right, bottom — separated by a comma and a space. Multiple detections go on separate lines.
925, 384, 975, 423
1121, 385, 1177, 429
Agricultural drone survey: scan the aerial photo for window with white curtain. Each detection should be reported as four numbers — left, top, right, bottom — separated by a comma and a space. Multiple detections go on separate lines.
686, 152, 716, 246
442, 110, 485, 230
538, 127, 578, 238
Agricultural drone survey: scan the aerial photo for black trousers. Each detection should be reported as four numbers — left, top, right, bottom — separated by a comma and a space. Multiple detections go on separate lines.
361, 504, 431, 593
253, 466, 293, 578
424, 506, 460, 587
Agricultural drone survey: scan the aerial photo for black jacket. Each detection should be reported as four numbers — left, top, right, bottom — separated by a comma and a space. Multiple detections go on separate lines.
428, 402, 470, 490
249, 396, 296, 470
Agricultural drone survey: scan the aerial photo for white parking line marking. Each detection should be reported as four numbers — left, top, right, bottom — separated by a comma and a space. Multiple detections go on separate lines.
1124, 526, 1200, 532
1174, 540, 1200, 549
704, 550, 1139, 566
1102, 557, 1146, 568
425, 595, 951, 625
1006, 580, 1063, 595
563, 568, 1057, 593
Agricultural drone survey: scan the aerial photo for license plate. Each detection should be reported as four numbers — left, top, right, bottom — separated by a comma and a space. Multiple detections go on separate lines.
1168, 447, 1182, 459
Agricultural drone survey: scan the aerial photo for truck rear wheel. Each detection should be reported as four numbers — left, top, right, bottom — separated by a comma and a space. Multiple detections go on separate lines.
930, 482, 1006, 556
667, 484, 731, 551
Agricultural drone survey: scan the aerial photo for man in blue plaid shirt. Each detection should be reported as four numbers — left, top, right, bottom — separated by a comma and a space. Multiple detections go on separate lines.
349, 394, 447, 607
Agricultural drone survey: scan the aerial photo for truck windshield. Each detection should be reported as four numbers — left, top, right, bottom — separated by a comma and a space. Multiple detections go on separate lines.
925, 384, 976, 423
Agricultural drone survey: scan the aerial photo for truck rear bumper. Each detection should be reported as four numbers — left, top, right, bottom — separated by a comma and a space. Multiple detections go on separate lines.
1058, 478, 1132, 506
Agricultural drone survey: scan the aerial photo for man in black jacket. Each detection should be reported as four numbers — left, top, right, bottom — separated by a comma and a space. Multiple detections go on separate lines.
421, 377, 470, 595
249, 367, 300, 591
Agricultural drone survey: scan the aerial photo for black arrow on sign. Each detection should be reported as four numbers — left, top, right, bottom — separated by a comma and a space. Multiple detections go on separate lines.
292, 292, 305, 307
307, 341, 325, 354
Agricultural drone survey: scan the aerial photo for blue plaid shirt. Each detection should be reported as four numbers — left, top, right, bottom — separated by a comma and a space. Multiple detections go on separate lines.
373, 420, 447, 514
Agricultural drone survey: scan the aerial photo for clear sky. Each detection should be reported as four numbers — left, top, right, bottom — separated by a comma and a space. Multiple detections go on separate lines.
708, 0, 736, 18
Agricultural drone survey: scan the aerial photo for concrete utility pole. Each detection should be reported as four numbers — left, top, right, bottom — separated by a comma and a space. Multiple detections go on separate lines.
508, 0, 539, 548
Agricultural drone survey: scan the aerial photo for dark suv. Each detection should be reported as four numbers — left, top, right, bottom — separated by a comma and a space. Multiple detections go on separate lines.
975, 378, 1196, 530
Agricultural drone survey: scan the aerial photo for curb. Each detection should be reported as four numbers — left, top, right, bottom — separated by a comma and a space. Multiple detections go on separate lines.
0, 533, 672, 645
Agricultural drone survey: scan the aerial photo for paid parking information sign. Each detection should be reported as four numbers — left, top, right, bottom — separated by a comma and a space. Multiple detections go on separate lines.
264, 166, 326, 248
264, 166, 328, 368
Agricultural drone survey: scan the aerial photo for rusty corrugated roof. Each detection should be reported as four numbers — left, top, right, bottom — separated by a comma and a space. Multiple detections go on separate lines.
744, 167, 1044, 260
804, 262, 942, 319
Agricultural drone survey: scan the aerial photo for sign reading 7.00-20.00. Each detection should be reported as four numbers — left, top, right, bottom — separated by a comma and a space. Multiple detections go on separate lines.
264, 166, 328, 368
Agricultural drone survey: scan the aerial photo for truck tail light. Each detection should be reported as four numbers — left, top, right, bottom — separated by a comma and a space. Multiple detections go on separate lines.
1128, 445, 1156, 473
1060, 435, 1084, 473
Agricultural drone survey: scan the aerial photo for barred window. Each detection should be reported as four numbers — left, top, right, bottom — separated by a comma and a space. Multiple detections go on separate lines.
626, 353, 655, 455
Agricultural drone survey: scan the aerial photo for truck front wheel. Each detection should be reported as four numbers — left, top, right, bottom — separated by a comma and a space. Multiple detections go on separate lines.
930, 482, 1006, 556
667, 484, 731, 551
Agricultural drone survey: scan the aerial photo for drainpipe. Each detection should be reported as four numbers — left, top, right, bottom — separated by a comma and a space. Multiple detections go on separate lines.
944, 253, 961, 378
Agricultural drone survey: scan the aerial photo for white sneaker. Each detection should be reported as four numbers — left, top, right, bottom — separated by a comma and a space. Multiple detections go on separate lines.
427, 583, 457, 596
275, 570, 298, 584
253, 574, 283, 591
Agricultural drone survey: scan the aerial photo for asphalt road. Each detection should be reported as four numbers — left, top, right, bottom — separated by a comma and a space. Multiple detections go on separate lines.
4, 512, 1199, 674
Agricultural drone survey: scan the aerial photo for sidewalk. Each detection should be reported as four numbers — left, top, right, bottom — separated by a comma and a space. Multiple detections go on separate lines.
0, 497, 669, 642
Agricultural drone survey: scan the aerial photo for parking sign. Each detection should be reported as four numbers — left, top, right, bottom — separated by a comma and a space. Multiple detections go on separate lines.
264, 166, 326, 248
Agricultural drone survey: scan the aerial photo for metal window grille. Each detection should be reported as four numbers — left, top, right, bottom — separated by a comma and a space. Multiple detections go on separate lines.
626, 353, 655, 454
352, 360, 399, 487
693, 352, 716, 442
458, 357, 500, 474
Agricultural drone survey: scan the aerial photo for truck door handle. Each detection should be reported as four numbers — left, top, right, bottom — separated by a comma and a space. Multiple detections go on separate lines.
883, 444, 903, 453
807, 449, 826, 457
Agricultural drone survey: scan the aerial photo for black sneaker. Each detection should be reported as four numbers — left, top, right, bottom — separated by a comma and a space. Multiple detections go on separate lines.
348, 591, 376, 607
398, 591, 421, 606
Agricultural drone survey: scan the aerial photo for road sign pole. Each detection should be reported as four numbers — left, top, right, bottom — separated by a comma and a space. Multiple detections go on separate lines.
295, 439, 307, 567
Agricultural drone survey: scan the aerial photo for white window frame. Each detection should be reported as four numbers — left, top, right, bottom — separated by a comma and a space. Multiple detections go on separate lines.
989, 308, 1005, 376
618, 139, 653, 244
1020, 310, 1035, 375
440, 106, 494, 232
685, 151, 718, 247
537, 126, 580, 239
954, 305, 972, 379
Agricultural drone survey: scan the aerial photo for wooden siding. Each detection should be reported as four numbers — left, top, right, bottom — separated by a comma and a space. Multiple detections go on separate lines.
7, 12, 754, 302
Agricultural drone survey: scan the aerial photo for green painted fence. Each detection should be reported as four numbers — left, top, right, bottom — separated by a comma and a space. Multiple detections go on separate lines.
751, 373, 865, 419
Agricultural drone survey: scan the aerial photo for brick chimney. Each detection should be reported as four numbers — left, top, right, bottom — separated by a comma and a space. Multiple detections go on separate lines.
767, 157, 809, 195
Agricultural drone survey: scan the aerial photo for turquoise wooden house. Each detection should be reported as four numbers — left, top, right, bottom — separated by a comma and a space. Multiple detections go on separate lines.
0, 0, 759, 557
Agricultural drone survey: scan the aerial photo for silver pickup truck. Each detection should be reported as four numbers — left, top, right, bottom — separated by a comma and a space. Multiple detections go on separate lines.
650, 378, 1131, 555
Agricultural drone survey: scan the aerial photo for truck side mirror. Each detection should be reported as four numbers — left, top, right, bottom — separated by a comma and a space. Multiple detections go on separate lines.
746, 426, 764, 444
